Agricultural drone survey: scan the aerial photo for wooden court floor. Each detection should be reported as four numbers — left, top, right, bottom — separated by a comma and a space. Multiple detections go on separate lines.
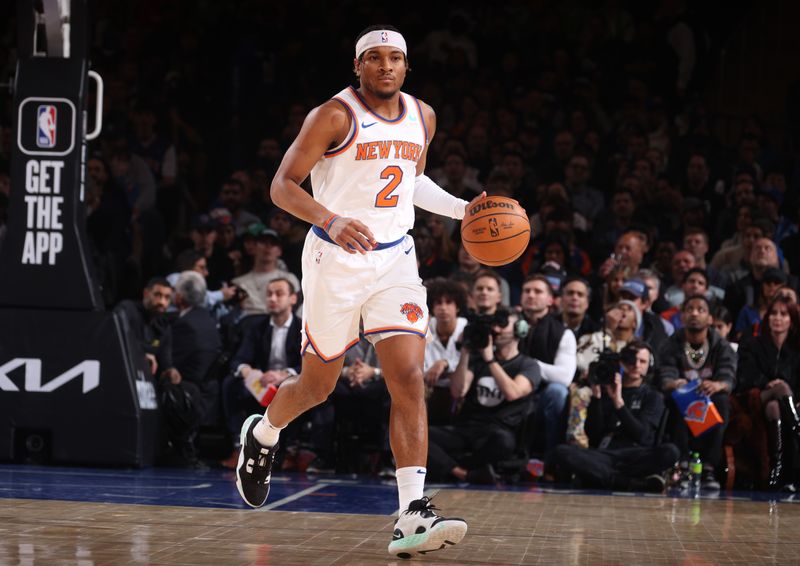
2, 488, 800, 565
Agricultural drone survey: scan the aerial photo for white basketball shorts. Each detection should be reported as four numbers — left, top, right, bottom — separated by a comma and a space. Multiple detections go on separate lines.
300, 229, 429, 362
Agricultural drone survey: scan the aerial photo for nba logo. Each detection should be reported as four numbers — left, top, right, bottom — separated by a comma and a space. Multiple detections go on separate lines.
36, 105, 57, 148
381, 31, 388, 43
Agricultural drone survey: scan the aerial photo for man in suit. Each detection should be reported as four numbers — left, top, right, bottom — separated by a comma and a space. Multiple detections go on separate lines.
221, 277, 302, 467
166, 271, 223, 467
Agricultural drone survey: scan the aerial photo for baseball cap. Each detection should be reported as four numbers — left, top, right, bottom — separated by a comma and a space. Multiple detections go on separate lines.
191, 213, 217, 231
244, 222, 267, 239
619, 278, 649, 300
209, 207, 233, 226
762, 267, 788, 284
255, 227, 282, 245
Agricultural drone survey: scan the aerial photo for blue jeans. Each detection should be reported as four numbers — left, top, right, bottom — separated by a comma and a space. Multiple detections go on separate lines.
535, 382, 569, 454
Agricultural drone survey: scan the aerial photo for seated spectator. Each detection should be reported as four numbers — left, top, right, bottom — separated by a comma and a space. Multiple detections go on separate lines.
555, 341, 679, 492
595, 230, 649, 285
428, 310, 541, 483
725, 237, 798, 321
656, 295, 737, 491
470, 269, 509, 313
736, 295, 800, 490
564, 151, 604, 225
560, 276, 600, 339
218, 177, 261, 236
517, 275, 577, 455
663, 250, 697, 307
414, 223, 453, 281
115, 276, 174, 378
187, 213, 235, 288
734, 267, 789, 339
322, 337, 392, 476
424, 279, 469, 424
167, 249, 239, 315
618, 278, 670, 351
661, 268, 711, 331
683, 228, 730, 292
711, 221, 770, 282
232, 228, 301, 317
711, 305, 736, 352
166, 271, 223, 467
221, 277, 302, 468
636, 268, 670, 315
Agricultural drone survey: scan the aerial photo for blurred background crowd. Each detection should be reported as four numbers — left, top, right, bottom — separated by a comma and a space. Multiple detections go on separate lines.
0, 0, 798, 491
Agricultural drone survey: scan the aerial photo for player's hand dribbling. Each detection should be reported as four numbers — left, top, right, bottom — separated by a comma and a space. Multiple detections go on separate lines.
327, 216, 378, 254
463, 191, 487, 217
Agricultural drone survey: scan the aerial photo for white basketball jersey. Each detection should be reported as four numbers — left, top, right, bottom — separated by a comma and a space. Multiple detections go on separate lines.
309, 86, 427, 243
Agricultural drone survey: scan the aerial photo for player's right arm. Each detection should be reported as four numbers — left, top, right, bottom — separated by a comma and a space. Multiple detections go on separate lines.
270, 100, 376, 254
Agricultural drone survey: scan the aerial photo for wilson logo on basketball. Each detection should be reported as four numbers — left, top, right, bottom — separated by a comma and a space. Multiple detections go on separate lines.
400, 302, 424, 323
469, 200, 514, 216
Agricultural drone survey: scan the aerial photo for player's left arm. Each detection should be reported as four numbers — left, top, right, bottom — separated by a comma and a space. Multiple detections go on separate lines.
413, 100, 484, 219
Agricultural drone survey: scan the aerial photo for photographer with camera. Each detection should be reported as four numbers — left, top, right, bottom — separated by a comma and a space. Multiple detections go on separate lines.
426, 309, 541, 484
555, 341, 679, 492
570, 299, 640, 446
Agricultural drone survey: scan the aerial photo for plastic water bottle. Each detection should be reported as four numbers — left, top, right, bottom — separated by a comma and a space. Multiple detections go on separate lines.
689, 452, 702, 492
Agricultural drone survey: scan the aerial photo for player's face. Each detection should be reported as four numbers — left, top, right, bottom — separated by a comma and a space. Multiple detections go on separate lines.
355, 47, 407, 99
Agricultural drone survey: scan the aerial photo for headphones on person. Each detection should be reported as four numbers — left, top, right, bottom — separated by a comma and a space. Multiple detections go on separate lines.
513, 316, 529, 340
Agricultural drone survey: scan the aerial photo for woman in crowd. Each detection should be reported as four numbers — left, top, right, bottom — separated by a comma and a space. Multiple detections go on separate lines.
736, 295, 800, 490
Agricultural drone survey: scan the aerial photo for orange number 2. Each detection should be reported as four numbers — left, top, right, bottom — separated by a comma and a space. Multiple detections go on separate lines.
375, 166, 403, 208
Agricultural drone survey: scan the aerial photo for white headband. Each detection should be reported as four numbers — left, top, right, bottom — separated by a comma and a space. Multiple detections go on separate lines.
355, 30, 407, 59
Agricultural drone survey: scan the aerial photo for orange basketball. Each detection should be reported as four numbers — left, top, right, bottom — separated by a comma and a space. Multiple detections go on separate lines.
460, 196, 531, 266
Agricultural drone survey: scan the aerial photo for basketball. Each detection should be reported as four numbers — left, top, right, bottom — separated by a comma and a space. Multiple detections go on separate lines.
460, 196, 531, 266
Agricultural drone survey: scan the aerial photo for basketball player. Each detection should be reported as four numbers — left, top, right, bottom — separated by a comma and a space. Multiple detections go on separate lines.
235, 26, 484, 558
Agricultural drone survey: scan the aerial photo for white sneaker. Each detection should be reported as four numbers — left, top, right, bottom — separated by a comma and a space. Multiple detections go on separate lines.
388, 496, 467, 559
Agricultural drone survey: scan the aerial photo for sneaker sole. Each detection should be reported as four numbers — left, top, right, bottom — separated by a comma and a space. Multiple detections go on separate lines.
235, 414, 266, 508
388, 520, 468, 558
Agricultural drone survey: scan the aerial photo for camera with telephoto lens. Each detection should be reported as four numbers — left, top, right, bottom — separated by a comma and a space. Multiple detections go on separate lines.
588, 350, 621, 386
461, 309, 510, 350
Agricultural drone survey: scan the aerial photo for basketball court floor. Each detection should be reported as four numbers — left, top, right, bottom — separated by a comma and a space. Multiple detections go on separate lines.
1, 465, 798, 564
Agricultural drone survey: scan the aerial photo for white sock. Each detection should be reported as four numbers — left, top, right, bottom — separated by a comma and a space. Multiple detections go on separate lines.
253, 407, 284, 447
396, 466, 426, 512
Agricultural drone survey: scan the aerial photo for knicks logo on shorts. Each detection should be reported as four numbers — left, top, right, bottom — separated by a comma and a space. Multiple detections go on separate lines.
400, 302, 424, 324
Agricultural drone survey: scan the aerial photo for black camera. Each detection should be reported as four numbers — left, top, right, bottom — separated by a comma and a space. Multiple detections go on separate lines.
588, 350, 621, 386
461, 309, 509, 350
224, 285, 249, 305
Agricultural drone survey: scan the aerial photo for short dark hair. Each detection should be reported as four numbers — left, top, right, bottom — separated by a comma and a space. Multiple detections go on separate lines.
681, 294, 711, 312
222, 178, 245, 192
562, 276, 592, 300
175, 249, 204, 272
145, 276, 171, 290
522, 274, 555, 297
473, 269, 503, 290
268, 277, 296, 295
682, 267, 709, 286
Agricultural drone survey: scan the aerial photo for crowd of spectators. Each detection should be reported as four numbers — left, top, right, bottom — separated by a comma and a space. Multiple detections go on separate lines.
1, 2, 799, 490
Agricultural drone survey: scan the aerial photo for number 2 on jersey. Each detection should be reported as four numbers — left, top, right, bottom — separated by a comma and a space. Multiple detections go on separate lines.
375, 166, 403, 208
